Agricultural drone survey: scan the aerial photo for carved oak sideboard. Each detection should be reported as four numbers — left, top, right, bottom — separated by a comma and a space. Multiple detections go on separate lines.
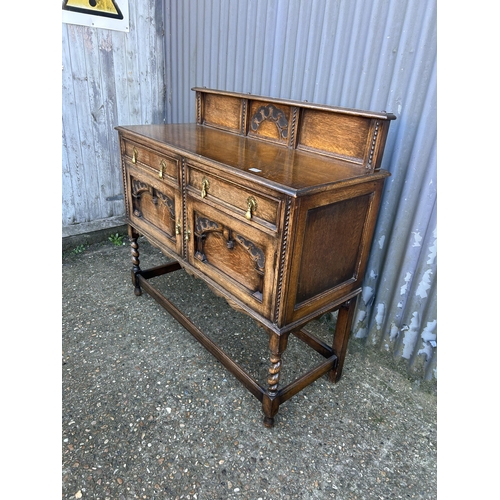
116, 88, 395, 427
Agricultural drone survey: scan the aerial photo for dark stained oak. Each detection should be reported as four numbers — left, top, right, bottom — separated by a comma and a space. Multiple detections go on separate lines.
119, 123, 389, 194
116, 88, 395, 427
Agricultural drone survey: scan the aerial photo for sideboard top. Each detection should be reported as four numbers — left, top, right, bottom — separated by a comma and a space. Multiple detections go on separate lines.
116, 88, 395, 195
192, 87, 395, 171
116, 123, 390, 196
192, 87, 396, 121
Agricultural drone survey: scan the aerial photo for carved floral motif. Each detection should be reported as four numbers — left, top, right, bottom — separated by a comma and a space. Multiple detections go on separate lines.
132, 179, 149, 197
194, 215, 266, 273
235, 235, 265, 270
131, 179, 175, 220
250, 104, 289, 140
195, 215, 220, 234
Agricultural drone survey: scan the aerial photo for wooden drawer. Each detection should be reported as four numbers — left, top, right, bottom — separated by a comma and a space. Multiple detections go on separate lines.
122, 139, 179, 184
187, 164, 281, 232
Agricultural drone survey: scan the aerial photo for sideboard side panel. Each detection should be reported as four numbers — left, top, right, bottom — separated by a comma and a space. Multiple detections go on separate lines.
284, 178, 386, 325
295, 193, 372, 303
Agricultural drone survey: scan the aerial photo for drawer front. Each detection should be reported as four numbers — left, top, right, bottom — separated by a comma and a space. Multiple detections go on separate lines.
123, 139, 179, 184
187, 165, 281, 232
186, 196, 278, 320
125, 163, 182, 256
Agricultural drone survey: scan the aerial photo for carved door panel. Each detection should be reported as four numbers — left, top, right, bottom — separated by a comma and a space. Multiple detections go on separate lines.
125, 162, 182, 256
185, 196, 278, 320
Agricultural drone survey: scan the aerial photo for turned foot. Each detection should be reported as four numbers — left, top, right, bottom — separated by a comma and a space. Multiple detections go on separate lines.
263, 415, 275, 428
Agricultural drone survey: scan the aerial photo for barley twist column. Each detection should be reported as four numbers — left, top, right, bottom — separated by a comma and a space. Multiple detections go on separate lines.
128, 226, 142, 296
262, 331, 289, 428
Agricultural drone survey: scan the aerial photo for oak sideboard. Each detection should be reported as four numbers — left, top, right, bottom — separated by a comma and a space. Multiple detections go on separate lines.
116, 88, 395, 427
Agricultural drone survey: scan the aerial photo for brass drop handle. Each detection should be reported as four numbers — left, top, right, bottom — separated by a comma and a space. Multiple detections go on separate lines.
201, 178, 210, 198
159, 159, 166, 178
245, 197, 257, 220
184, 226, 191, 241
132, 147, 138, 164
175, 220, 181, 235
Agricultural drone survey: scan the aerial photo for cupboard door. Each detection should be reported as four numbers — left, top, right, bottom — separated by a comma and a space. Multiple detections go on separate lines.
185, 196, 278, 320
125, 162, 183, 256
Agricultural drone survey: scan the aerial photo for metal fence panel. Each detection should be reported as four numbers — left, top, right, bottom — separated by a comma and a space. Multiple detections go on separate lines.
62, 0, 437, 380
164, 0, 437, 380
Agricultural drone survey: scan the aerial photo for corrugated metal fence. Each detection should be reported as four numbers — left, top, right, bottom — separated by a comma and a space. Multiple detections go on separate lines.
62, 0, 436, 381
164, 0, 437, 380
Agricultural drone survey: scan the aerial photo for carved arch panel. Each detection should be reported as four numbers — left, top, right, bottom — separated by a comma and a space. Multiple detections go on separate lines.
130, 176, 177, 241
193, 213, 266, 302
248, 101, 292, 145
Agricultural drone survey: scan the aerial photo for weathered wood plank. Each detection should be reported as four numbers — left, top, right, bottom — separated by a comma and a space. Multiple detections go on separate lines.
62, 1, 166, 227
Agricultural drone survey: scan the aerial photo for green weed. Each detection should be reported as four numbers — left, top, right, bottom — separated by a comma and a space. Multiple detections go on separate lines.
72, 244, 87, 254
108, 233, 125, 246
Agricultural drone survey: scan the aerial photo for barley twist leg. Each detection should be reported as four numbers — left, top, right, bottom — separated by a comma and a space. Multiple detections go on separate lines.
128, 226, 142, 296
262, 331, 289, 428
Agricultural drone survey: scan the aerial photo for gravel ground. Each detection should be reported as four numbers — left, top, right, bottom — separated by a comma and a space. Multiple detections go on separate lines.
62, 236, 437, 500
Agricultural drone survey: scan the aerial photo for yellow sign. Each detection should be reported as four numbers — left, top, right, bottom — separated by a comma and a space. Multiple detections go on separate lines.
63, 0, 123, 20
62, 0, 128, 31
